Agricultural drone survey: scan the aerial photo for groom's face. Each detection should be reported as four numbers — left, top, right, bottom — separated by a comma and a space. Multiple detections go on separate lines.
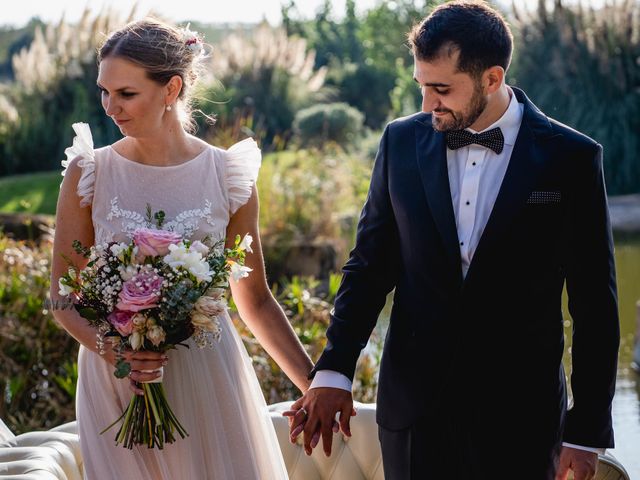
414, 50, 488, 132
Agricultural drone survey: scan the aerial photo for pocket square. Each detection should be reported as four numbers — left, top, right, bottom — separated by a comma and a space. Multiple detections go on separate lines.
526, 191, 561, 204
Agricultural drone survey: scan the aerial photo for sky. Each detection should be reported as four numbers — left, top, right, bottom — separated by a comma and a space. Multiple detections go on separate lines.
0, 0, 607, 28
0, 0, 383, 27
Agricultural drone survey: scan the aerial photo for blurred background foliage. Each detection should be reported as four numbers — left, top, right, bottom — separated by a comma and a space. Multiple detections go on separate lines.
0, 0, 639, 434
0, 0, 638, 191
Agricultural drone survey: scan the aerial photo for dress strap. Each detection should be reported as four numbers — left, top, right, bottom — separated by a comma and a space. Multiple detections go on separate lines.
61, 122, 95, 208
225, 138, 261, 215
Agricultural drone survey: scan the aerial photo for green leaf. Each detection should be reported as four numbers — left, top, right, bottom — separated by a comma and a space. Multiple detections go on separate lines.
114, 358, 131, 379
75, 305, 98, 320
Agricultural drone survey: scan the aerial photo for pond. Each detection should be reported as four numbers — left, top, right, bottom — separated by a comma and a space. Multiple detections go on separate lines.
606, 236, 640, 477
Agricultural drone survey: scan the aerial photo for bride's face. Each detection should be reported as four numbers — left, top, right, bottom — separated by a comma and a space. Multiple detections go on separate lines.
97, 56, 168, 137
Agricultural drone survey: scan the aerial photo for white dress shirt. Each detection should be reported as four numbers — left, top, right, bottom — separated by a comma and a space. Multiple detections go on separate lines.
310, 88, 603, 455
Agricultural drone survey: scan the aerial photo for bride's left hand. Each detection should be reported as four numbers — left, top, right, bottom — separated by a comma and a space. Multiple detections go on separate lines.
124, 350, 168, 395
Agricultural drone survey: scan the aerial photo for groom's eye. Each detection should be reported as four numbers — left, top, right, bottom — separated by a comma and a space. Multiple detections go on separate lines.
434, 88, 450, 95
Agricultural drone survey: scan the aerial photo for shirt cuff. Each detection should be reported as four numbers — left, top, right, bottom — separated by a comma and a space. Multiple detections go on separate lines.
562, 442, 606, 455
309, 370, 353, 392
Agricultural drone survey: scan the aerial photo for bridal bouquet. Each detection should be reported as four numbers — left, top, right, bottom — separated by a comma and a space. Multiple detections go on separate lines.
58, 207, 253, 449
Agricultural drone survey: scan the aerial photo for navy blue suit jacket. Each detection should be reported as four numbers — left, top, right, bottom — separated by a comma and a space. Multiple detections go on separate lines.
312, 88, 619, 452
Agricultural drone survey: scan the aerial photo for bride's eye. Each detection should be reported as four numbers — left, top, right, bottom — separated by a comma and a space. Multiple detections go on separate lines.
121, 92, 137, 98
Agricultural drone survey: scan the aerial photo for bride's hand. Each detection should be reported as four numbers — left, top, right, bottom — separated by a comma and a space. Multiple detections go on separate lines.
98, 341, 167, 394
125, 350, 168, 395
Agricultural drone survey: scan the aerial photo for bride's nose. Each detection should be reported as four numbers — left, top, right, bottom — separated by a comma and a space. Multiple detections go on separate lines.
104, 96, 121, 117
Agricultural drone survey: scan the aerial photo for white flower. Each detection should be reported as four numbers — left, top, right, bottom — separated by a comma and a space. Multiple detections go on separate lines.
130, 331, 143, 350
230, 261, 252, 282
146, 324, 166, 347
188, 260, 213, 283
58, 278, 74, 297
194, 296, 227, 317
190, 240, 209, 255
132, 313, 146, 328
120, 265, 140, 281
238, 234, 253, 253
179, 23, 204, 55
191, 311, 220, 333
164, 243, 212, 283
205, 287, 226, 300
109, 243, 129, 261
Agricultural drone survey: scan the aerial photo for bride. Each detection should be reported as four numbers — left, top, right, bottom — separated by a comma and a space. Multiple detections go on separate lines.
50, 18, 312, 479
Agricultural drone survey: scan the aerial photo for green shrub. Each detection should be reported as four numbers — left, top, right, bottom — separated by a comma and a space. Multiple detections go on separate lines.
509, 0, 640, 194
196, 25, 327, 149
0, 237, 78, 434
0, 10, 132, 177
292, 102, 364, 148
257, 148, 371, 275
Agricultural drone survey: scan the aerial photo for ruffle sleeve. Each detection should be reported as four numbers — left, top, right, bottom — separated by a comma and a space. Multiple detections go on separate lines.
61, 122, 95, 208
225, 138, 261, 215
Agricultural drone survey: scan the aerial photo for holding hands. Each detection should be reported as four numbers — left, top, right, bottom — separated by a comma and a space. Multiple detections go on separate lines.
284, 387, 356, 456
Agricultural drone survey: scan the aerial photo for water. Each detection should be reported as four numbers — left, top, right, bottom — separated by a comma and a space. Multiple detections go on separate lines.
607, 237, 640, 478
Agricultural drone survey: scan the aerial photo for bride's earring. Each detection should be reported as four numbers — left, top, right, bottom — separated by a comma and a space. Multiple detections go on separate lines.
166, 104, 172, 112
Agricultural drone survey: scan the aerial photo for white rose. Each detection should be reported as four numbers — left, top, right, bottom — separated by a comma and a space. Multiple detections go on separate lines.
130, 331, 143, 350
146, 325, 166, 347
58, 278, 74, 297
230, 262, 252, 282
194, 296, 227, 317
238, 234, 253, 253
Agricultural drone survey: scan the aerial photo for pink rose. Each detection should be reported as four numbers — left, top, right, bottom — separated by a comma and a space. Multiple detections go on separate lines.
133, 228, 182, 257
107, 310, 135, 336
116, 269, 164, 312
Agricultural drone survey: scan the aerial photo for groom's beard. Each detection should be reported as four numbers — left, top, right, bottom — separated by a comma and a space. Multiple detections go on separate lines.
431, 80, 488, 132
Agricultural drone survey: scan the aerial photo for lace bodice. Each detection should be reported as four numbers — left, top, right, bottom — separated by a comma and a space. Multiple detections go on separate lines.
61, 123, 260, 245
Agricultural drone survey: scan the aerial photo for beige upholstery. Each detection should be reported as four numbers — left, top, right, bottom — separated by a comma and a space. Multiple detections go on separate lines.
0, 403, 631, 480
0, 430, 82, 480
269, 402, 384, 480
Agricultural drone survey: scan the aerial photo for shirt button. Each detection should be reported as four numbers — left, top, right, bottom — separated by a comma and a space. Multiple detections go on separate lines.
460, 242, 464, 246
466, 201, 470, 205
472, 162, 476, 166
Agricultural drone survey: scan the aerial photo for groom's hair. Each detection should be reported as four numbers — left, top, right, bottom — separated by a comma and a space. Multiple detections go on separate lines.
408, 1, 513, 78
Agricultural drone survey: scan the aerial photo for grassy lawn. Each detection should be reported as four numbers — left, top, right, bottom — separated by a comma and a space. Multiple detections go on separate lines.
0, 171, 60, 215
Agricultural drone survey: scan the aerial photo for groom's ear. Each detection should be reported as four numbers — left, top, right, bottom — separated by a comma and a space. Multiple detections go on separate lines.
482, 66, 505, 95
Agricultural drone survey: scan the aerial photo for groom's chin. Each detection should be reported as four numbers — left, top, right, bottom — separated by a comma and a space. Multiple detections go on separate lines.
431, 118, 450, 132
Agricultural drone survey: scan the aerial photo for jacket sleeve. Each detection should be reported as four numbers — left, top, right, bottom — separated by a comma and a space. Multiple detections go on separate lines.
310, 124, 401, 381
563, 143, 620, 448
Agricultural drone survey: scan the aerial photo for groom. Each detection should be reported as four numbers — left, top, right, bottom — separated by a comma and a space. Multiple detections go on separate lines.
288, 2, 619, 479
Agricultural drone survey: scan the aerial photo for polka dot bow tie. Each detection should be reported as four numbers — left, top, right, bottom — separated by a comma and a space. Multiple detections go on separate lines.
445, 127, 504, 154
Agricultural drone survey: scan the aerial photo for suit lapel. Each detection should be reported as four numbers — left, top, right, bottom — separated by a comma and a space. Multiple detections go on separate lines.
415, 118, 463, 283
463, 88, 558, 287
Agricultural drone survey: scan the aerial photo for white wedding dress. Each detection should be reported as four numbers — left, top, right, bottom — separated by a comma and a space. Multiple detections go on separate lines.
62, 125, 288, 479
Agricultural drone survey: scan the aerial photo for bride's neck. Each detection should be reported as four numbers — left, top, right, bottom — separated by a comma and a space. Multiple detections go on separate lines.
123, 126, 199, 167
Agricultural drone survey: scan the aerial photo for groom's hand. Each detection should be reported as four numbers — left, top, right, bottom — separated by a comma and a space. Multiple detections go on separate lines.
555, 446, 598, 480
285, 387, 355, 457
